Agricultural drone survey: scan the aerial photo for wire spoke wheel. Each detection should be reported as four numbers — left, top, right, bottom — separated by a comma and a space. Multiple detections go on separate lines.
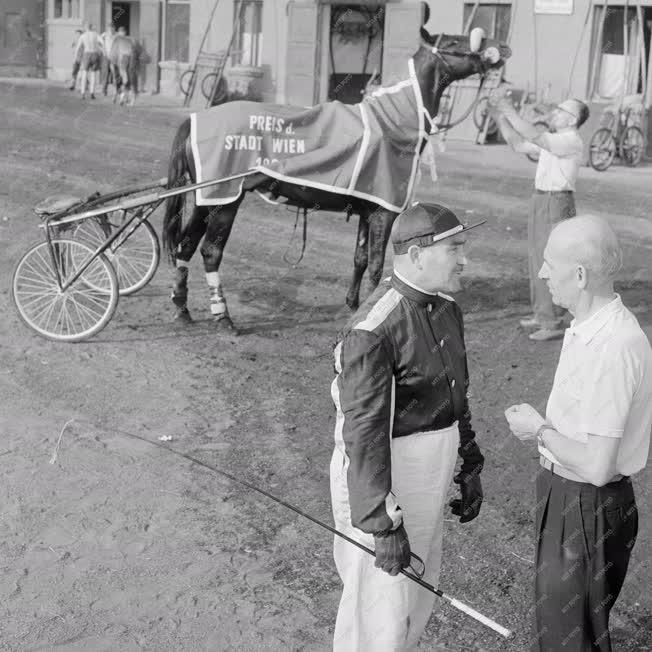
589, 128, 616, 172
201, 73, 228, 104
180, 69, 195, 97
73, 216, 160, 296
619, 126, 644, 167
12, 239, 119, 342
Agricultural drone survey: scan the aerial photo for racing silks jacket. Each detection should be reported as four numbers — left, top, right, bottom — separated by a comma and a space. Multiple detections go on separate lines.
331, 272, 484, 535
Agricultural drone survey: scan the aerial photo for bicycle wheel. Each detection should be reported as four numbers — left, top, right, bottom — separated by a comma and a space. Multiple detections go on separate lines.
472, 97, 498, 136
201, 73, 228, 104
589, 128, 616, 172
526, 121, 549, 163
180, 69, 195, 97
619, 126, 645, 167
12, 239, 119, 342
73, 217, 160, 296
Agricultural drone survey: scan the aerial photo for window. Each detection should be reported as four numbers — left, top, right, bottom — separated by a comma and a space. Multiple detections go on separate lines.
52, 0, 80, 19
165, 0, 190, 62
589, 5, 648, 99
463, 3, 511, 42
233, 0, 263, 66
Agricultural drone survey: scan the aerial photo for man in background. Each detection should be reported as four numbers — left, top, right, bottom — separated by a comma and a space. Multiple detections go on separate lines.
100, 23, 117, 96
74, 23, 102, 99
491, 95, 590, 341
68, 29, 83, 91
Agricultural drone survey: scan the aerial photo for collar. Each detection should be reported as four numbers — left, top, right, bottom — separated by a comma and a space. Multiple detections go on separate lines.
392, 270, 455, 305
568, 294, 622, 344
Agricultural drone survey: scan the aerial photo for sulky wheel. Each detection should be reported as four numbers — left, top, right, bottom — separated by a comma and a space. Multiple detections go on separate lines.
12, 239, 119, 342
618, 126, 645, 167
201, 73, 228, 105
73, 216, 160, 296
179, 69, 195, 97
472, 97, 498, 136
526, 121, 549, 163
589, 128, 616, 172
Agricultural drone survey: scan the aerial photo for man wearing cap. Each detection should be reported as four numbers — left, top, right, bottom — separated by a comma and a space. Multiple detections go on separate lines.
330, 202, 486, 651
505, 215, 652, 651
490, 96, 590, 341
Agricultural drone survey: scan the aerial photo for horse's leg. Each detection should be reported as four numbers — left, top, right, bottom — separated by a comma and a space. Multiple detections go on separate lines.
112, 64, 120, 103
200, 197, 243, 332
171, 205, 209, 322
345, 212, 369, 310
366, 207, 397, 295
119, 63, 128, 105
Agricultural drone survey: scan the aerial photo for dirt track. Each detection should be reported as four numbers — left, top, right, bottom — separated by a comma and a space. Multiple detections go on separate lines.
0, 81, 650, 651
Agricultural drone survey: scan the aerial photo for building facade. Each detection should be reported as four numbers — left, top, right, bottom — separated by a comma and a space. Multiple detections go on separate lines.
41, 1, 652, 150
0, 0, 46, 77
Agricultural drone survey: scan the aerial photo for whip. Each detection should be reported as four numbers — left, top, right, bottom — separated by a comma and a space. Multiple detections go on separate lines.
68, 424, 515, 640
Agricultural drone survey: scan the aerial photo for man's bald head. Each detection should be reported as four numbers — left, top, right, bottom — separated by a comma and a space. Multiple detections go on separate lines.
549, 215, 622, 282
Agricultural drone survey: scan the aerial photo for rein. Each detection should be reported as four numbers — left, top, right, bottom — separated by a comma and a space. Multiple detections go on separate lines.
424, 44, 491, 133
282, 206, 308, 267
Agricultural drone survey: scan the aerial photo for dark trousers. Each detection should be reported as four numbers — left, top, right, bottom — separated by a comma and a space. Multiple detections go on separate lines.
101, 56, 113, 93
528, 190, 576, 328
71, 60, 80, 87
533, 469, 638, 651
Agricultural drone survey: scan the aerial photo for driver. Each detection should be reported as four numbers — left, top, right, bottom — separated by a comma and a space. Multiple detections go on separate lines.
330, 203, 486, 651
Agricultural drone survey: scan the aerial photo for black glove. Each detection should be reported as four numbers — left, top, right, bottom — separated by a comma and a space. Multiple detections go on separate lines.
373, 524, 411, 576
449, 471, 483, 523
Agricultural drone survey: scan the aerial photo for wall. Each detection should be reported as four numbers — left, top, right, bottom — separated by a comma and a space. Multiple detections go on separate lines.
426, 0, 595, 104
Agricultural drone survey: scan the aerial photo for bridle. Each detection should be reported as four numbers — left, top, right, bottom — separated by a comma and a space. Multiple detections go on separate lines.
423, 36, 503, 133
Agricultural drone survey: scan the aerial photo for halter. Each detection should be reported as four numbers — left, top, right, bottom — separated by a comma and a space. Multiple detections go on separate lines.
424, 37, 499, 133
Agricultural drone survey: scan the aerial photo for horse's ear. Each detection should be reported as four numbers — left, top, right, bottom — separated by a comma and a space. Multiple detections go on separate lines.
419, 26, 434, 45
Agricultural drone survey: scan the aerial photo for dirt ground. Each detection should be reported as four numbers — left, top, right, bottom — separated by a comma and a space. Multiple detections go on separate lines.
0, 80, 650, 652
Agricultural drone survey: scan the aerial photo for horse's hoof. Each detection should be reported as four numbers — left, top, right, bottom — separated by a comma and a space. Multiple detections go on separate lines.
173, 307, 193, 323
345, 296, 359, 311
214, 315, 239, 336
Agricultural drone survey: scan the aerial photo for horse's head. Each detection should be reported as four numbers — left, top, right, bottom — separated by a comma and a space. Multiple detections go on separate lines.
416, 27, 511, 83
413, 27, 511, 122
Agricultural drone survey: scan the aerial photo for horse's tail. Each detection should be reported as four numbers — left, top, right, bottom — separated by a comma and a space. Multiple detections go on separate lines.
162, 117, 192, 263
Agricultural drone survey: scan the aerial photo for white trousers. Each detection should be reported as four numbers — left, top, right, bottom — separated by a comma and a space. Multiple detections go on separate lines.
330, 424, 459, 652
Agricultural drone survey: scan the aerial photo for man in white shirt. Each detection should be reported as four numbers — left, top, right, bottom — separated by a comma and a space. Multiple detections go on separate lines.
504, 215, 652, 652
74, 23, 103, 99
491, 96, 589, 341
99, 23, 116, 96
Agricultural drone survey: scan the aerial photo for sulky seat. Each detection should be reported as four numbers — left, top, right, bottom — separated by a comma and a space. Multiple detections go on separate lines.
33, 195, 83, 216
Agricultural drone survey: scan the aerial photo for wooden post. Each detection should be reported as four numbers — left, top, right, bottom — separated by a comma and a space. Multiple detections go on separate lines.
589, 0, 609, 99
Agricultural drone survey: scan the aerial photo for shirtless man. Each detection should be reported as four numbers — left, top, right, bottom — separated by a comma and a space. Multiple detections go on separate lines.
74, 23, 102, 99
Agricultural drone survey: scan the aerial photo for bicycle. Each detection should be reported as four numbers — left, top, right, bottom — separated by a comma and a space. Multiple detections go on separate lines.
589, 106, 645, 171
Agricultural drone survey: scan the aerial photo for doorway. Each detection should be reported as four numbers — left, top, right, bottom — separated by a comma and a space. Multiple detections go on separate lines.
325, 4, 385, 104
111, 2, 131, 33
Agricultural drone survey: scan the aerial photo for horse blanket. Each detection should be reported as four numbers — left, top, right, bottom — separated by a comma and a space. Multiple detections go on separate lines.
190, 59, 427, 213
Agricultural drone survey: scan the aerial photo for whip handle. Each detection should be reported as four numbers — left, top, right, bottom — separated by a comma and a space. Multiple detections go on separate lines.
444, 595, 514, 639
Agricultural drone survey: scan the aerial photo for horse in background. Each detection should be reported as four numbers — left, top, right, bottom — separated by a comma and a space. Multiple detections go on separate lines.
109, 26, 139, 106
162, 27, 511, 331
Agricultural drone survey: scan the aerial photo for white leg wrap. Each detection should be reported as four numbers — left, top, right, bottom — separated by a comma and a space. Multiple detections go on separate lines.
205, 272, 220, 288
207, 273, 227, 316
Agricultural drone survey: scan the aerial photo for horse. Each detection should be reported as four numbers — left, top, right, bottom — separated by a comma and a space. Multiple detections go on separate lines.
162, 26, 511, 332
109, 32, 139, 106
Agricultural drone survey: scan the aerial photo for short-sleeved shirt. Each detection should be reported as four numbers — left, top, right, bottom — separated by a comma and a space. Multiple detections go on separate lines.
534, 128, 583, 192
543, 294, 652, 476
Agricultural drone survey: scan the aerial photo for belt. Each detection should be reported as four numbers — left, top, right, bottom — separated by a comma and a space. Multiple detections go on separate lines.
535, 189, 573, 194
539, 455, 623, 484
